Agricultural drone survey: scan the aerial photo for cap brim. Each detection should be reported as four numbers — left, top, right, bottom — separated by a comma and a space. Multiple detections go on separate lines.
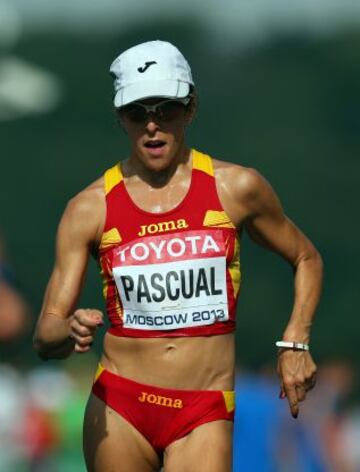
114, 80, 190, 107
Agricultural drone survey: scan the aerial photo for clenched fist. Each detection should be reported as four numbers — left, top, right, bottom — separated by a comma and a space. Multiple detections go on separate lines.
69, 309, 104, 353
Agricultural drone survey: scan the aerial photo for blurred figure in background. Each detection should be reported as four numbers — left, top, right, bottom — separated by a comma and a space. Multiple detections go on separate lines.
313, 361, 357, 472
0, 233, 62, 472
233, 366, 328, 472
0, 232, 28, 341
233, 361, 359, 472
0, 232, 29, 471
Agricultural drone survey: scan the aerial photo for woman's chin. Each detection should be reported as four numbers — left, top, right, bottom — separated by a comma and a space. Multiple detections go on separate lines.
139, 145, 174, 170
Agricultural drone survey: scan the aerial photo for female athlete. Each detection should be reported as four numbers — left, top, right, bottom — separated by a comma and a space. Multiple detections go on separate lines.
34, 40, 323, 471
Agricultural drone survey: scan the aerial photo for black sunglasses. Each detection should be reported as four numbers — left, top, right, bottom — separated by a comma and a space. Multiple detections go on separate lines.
119, 97, 191, 123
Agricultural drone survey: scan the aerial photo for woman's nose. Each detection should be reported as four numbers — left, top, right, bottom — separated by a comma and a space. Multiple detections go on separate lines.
144, 113, 160, 133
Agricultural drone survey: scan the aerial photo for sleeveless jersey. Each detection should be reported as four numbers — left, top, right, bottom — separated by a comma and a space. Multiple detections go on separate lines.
98, 149, 241, 338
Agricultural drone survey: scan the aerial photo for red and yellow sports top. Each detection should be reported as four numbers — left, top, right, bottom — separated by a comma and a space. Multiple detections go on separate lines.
98, 149, 241, 338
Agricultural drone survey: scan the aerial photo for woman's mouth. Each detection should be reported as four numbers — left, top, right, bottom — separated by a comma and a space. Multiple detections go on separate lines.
144, 140, 167, 155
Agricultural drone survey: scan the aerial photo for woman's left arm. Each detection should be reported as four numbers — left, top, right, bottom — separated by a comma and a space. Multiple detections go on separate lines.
240, 168, 323, 418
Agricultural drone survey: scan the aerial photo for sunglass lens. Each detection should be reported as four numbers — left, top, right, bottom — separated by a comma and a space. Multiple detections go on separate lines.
121, 104, 147, 122
121, 99, 187, 122
158, 101, 184, 121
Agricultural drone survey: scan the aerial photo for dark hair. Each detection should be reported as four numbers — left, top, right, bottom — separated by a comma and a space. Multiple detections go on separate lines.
186, 85, 198, 121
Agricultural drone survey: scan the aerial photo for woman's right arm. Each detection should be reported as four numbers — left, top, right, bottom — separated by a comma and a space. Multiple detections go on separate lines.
33, 185, 105, 360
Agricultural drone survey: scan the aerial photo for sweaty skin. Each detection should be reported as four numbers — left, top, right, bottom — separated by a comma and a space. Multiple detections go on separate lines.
34, 98, 323, 472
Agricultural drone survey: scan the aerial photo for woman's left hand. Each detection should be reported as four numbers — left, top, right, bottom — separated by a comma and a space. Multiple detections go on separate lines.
277, 349, 317, 418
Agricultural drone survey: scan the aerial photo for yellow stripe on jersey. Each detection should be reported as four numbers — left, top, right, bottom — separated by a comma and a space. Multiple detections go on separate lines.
100, 268, 109, 300
114, 294, 123, 322
222, 391, 235, 412
93, 363, 105, 383
100, 227, 122, 249
203, 210, 236, 229
229, 235, 241, 298
104, 163, 123, 195
192, 149, 214, 176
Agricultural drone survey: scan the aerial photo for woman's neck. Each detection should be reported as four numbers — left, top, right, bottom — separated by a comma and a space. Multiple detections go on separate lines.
125, 145, 192, 188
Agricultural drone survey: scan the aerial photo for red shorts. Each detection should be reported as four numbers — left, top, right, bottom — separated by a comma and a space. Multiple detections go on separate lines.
92, 364, 235, 453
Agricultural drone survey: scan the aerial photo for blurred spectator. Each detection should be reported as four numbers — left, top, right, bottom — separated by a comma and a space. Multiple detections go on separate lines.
22, 367, 77, 472
0, 364, 26, 472
0, 363, 87, 471
340, 408, 360, 471
234, 361, 359, 472
233, 369, 284, 471
234, 366, 328, 472
313, 361, 357, 472
0, 233, 29, 341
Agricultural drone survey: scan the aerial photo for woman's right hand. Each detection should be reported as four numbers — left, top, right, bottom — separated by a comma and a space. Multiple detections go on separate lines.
69, 308, 104, 353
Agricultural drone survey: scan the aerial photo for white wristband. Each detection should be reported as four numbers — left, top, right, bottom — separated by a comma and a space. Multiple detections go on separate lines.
275, 341, 309, 351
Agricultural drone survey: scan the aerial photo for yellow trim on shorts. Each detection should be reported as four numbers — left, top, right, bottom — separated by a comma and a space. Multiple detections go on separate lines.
192, 149, 214, 176
93, 363, 105, 383
104, 163, 123, 195
222, 391, 235, 413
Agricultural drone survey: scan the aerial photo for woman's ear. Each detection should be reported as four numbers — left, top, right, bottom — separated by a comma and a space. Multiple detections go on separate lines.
115, 109, 127, 134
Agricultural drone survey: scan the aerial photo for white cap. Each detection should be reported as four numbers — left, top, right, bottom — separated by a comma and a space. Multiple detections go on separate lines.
110, 40, 194, 108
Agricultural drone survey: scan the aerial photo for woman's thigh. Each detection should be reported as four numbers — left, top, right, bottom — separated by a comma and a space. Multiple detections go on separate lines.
163, 420, 233, 472
83, 393, 161, 472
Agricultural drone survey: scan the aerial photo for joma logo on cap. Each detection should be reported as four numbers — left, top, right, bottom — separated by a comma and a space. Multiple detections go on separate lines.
138, 61, 157, 73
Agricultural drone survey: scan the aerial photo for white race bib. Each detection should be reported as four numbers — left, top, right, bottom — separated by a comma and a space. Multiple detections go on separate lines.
112, 230, 229, 330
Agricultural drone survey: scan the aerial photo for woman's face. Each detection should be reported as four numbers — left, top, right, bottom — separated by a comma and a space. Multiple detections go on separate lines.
118, 97, 194, 173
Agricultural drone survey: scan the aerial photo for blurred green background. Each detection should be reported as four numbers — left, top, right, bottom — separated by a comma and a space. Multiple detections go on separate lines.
1, 1, 360, 469
2, 20, 359, 366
